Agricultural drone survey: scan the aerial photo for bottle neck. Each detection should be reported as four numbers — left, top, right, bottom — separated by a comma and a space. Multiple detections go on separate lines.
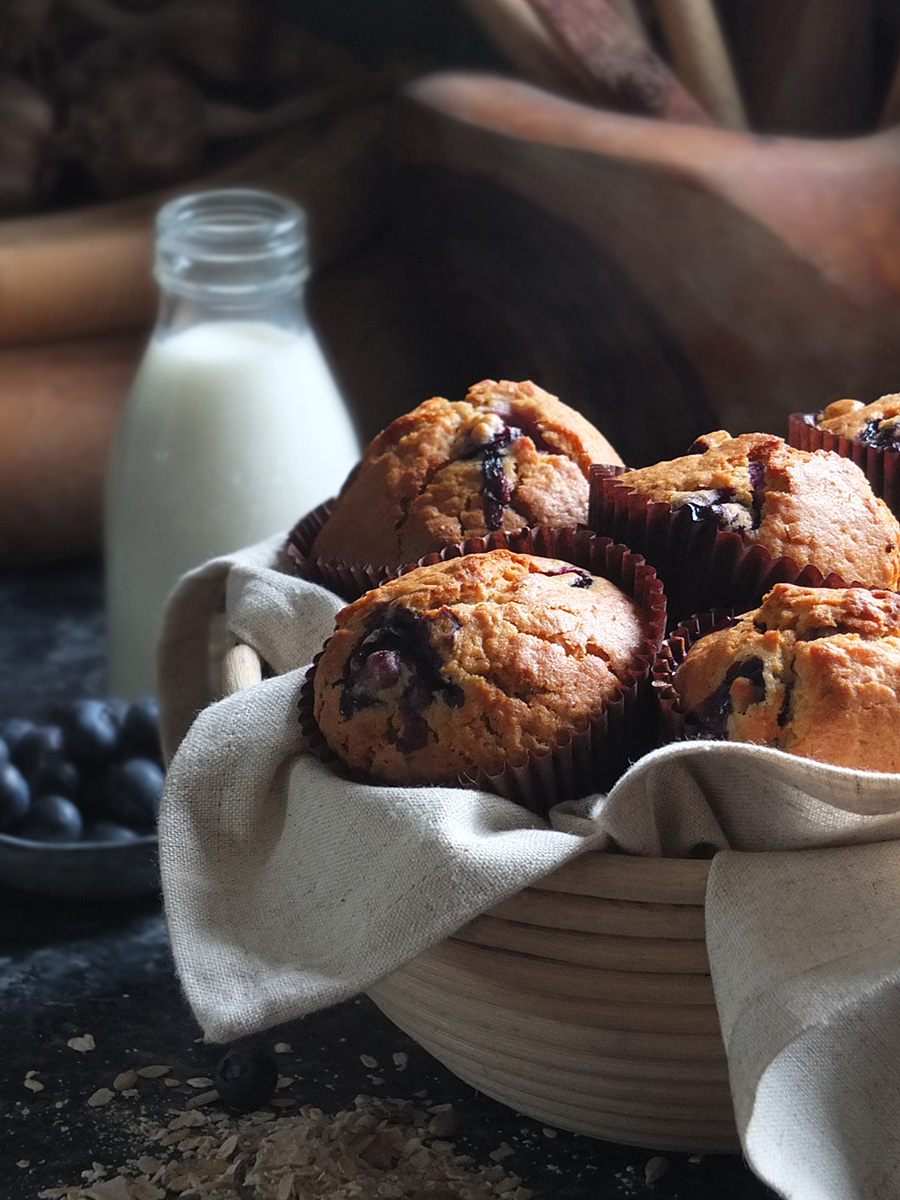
151, 187, 310, 338
153, 286, 311, 338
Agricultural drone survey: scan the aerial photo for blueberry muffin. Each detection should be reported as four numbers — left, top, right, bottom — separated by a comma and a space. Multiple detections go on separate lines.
312, 548, 648, 787
606, 431, 900, 590
812, 395, 900, 448
668, 583, 900, 770
309, 380, 622, 568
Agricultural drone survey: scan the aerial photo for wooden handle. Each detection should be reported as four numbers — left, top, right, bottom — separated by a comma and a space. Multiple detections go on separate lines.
459, 0, 589, 97
651, 0, 748, 130
525, 0, 715, 125
725, 0, 873, 136
222, 643, 264, 695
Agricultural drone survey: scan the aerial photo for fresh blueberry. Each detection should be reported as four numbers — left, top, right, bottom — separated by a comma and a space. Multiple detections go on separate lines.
0, 736, 9, 770
29, 753, 81, 801
61, 700, 119, 766
213, 1045, 278, 1114
14, 725, 64, 777
0, 718, 36, 759
118, 696, 162, 761
104, 698, 129, 731
83, 820, 141, 844
106, 758, 164, 831
0, 763, 30, 831
18, 794, 83, 843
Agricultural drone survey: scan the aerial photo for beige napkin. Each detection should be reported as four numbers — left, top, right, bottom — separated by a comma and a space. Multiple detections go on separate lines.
158, 535, 900, 1200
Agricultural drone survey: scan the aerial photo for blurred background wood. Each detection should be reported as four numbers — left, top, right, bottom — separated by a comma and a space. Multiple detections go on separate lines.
652, 0, 747, 128
523, 0, 714, 124
394, 71, 900, 466
719, 0, 875, 135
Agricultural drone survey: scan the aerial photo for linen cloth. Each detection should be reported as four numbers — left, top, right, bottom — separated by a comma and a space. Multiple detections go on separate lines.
158, 533, 900, 1200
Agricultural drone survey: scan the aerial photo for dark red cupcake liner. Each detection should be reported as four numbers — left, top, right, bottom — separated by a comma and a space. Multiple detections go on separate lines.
651, 609, 739, 745
588, 464, 851, 628
298, 527, 667, 817
285, 498, 395, 602
788, 411, 900, 522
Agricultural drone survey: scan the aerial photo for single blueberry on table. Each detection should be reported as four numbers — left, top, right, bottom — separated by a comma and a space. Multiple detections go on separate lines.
213, 1044, 278, 1114
0, 736, 9, 770
106, 758, 164, 831
62, 700, 120, 766
19, 794, 83, 843
0, 763, 30, 831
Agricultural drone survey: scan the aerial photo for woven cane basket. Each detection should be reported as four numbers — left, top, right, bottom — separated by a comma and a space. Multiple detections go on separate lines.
222, 643, 737, 1155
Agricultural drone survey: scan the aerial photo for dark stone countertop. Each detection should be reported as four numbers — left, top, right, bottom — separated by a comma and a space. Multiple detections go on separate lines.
0, 560, 774, 1200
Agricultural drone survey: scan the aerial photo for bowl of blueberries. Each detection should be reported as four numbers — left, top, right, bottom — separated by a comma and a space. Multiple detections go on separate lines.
0, 696, 163, 900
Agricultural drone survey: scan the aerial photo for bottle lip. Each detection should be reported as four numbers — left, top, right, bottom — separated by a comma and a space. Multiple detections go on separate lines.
154, 187, 309, 300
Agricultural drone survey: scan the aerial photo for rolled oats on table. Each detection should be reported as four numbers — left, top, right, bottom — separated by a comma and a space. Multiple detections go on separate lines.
38, 1093, 535, 1200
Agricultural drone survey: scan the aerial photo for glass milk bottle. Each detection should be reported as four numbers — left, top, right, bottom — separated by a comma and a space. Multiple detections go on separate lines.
104, 187, 360, 700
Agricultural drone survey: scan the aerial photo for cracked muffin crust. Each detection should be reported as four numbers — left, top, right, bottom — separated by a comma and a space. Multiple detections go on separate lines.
813, 395, 900, 449
309, 380, 622, 568
671, 583, 900, 770
312, 549, 648, 786
616, 431, 900, 588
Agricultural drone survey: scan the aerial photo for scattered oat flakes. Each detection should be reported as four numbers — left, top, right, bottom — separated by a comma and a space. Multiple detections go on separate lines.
24, 1077, 45, 1092
360, 1054, 379, 1068
276, 1075, 293, 1089
42, 1093, 537, 1200
136, 1065, 170, 1079
216, 1135, 238, 1159
186, 1090, 219, 1109
187, 1076, 214, 1088
490, 1143, 514, 1162
67, 1034, 96, 1053
113, 1070, 138, 1091
87, 1088, 115, 1108
167, 1108, 207, 1130
273, 1042, 292, 1054
16, 1159, 29, 1168
541, 1128, 557, 1138
163, 1078, 180, 1088
392, 1052, 408, 1071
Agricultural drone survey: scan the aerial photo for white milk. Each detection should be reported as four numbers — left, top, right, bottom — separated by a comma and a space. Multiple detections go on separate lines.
105, 320, 360, 699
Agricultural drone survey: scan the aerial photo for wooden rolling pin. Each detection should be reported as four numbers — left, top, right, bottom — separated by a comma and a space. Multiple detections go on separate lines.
0, 332, 143, 563
0, 102, 389, 347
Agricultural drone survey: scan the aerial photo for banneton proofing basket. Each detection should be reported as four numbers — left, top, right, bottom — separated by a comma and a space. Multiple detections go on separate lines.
220, 641, 737, 1155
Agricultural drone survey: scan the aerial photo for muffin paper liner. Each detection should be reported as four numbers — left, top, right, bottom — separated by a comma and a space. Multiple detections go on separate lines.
788, 411, 900, 522
286, 498, 398, 602
651, 609, 739, 745
588, 464, 851, 628
298, 526, 667, 817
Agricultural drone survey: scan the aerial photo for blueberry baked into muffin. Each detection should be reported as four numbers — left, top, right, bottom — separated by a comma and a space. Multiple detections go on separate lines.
594, 430, 900, 592
311, 548, 649, 788
812, 395, 900, 448
667, 583, 900, 771
309, 380, 622, 568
